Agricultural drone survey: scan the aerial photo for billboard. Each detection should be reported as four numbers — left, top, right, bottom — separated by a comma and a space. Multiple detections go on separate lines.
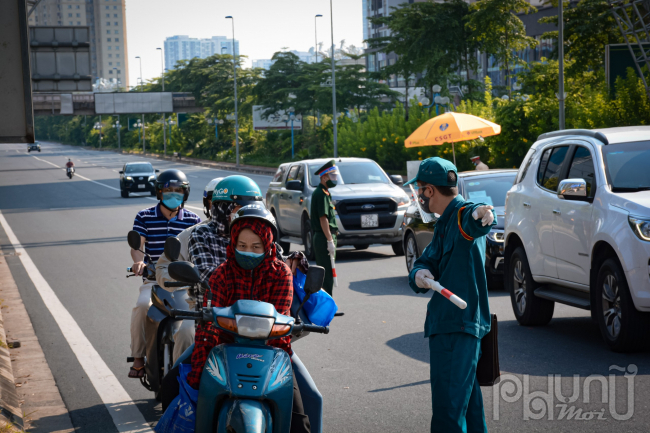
252, 106, 302, 131
0, 0, 34, 143
95, 92, 174, 114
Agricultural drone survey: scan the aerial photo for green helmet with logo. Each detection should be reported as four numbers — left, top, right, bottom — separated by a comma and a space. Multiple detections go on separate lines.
212, 175, 263, 207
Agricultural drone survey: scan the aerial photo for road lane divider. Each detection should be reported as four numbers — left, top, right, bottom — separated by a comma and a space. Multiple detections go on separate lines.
0, 211, 153, 433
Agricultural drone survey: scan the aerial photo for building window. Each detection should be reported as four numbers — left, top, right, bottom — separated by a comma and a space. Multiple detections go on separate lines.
107, 22, 110, 26
114, 14, 117, 17
109, 62, 113, 65
68, 13, 72, 17
114, 22, 118, 25
76, 13, 80, 17
106, 5, 109, 9
108, 46, 111, 50
77, 21, 80, 25
106, 13, 110, 17
117, 70, 121, 74
114, 5, 117, 9
115, 38, 119, 42
115, 46, 119, 50
108, 54, 112, 57
106, 30, 110, 34
76, 5, 80, 9
117, 62, 120, 66
114, 30, 118, 34
116, 54, 120, 58
107, 38, 111, 41
68, 5, 71, 8
109, 70, 113, 74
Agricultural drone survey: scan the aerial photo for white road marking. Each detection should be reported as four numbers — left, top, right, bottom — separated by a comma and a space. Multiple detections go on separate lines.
0, 212, 153, 433
32, 156, 121, 192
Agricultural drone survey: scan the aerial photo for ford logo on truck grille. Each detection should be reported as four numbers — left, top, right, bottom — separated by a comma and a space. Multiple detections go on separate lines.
362, 204, 375, 210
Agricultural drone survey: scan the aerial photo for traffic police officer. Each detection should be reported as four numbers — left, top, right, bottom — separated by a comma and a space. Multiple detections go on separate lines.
311, 160, 340, 297
405, 157, 496, 433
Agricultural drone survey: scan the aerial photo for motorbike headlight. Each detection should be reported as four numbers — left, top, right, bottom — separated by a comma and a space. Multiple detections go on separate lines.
125, 176, 133, 181
396, 194, 411, 210
487, 230, 505, 243
235, 315, 274, 339
628, 216, 650, 241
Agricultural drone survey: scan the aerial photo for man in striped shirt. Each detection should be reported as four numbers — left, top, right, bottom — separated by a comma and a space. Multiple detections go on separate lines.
128, 169, 201, 378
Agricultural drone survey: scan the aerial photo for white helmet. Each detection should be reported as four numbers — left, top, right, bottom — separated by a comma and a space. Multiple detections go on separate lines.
203, 177, 224, 218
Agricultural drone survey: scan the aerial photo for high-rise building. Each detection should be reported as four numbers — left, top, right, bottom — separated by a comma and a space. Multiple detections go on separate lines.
164, 35, 239, 71
252, 49, 317, 71
28, 0, 130, 88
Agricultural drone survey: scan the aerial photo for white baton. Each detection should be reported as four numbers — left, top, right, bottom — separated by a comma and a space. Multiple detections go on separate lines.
330, 254, 338, 287
423, 278, 467, 309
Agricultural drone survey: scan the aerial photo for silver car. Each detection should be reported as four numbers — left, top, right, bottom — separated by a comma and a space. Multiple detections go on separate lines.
265, 158, 411, 259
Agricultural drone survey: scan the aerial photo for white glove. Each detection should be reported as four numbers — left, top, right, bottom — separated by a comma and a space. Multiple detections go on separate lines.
326, 239, 336, 256
472, 205, 495, 226
415, 269, 435, 289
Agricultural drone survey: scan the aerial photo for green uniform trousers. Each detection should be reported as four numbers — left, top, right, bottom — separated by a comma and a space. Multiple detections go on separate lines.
429, 332, 487, 433
313, 232, 336, 296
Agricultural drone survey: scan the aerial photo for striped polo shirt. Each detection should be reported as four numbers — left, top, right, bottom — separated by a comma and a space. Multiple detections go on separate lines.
132, 204, 201, 263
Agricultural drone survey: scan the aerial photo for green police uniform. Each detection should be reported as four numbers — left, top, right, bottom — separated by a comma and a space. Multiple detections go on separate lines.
311, 161, 339, 295
405, 158, 495, 433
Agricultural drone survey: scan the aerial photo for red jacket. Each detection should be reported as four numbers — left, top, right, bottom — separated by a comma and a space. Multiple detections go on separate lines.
188, 218, 293, 389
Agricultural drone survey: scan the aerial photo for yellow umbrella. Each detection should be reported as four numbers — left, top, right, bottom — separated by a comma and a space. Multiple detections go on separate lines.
404, 112, 501, 166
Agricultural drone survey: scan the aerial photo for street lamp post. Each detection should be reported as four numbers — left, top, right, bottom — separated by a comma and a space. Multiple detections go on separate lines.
136, 120, 143, 148
558, 0, 566, 130
168, 117, 175, 149
315, 14, 323, 127
329, 0, 338, 158
135, 56, 145, 151
112, 120, 122, 150
225, 16, 240, 167
157, 47, 167, 155
94, 119, 102, 148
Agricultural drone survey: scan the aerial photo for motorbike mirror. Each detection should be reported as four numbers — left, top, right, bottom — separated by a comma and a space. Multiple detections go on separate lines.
169, 261, 201, 285
127, 230, 142, 251
164, 236, 181, 262
304, 266, 325, 295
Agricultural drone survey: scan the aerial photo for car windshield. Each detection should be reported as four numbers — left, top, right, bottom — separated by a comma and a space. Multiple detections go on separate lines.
309, 161, 389, 186
462, 174, 516, 207
125, 163, 153, 173
602, 141, 650, 191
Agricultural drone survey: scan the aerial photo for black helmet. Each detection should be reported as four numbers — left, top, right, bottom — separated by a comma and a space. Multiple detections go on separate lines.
230, 204, 278, 241
155, 169, 190, 201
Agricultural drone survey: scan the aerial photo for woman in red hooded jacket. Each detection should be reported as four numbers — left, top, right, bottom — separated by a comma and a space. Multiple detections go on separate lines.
188, 205, 311, 433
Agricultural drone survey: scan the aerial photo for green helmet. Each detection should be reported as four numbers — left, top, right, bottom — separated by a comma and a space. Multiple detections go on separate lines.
212, 175, 263, 206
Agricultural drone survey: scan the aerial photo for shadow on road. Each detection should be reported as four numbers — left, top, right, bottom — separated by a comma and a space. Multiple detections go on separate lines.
348, 276, 425, 297
336, 248, 397, 263
0, 235, 126, 250
387, 317, 650, 377
368, 379, 430, 393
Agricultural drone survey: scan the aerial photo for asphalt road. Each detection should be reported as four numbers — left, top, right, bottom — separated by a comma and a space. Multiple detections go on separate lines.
0, 142, 648, 433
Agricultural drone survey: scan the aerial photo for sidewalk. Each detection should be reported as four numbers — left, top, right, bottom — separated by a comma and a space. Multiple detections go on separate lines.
0, 252, 74, 432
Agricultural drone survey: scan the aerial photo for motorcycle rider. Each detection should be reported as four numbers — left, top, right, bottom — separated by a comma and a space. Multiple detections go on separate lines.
155, 178, 222, 363
65, 158, 74, 173
129, 169, 201, 378
188, 205, 311, 433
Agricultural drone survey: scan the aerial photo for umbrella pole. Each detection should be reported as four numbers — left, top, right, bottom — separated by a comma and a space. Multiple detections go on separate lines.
452, 142, 457, 166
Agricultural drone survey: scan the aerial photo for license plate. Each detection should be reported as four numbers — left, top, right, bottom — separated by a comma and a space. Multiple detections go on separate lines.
138, 184, 146, 189
361, 214, 379, 228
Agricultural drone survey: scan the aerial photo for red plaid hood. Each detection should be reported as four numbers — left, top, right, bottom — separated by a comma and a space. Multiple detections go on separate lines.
227, 218, 277, 274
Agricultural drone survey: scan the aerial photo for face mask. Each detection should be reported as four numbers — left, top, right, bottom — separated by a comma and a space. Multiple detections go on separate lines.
235, 249, 266, 270
418, 186, 433, 214
162, 192, 184, 210
326, 180, 337, 188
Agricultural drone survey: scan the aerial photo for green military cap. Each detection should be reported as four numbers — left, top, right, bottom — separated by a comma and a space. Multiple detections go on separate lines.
404, 157, 458, 187
315, 159, 337, 177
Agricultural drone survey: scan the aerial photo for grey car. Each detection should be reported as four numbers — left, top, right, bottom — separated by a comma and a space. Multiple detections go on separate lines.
266, 158, 411, 259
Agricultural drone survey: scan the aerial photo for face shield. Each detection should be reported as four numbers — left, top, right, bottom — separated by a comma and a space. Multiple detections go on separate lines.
322, 166, 344, 185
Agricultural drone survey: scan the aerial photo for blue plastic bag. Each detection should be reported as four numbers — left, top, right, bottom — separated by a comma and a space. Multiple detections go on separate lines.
293, 269, 338, 327
155, 363, 198, 433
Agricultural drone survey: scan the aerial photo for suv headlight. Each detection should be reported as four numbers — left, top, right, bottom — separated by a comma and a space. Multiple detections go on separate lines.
148, 175, 156, 181
628, 216, 650, 241
125, 176, 133, 181
487, 230, 505, 243
396, 194, 411, 210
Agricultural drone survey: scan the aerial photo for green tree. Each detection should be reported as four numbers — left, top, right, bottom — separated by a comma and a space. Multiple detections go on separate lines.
467, 0, 538, 96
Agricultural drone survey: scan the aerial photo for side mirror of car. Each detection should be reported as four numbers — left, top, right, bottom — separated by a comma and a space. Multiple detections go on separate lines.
119, 171, 124, 174
168, 261, 201, 285
127, 230, 142, 250
390, 174, 404, 186
286, 180, 303, 191
164, 236, 181, 262
558, 178, 588, 200
155, 169, 160, 173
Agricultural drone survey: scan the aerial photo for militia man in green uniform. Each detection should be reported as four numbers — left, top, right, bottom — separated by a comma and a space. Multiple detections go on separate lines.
405, 157, 496, 433
311, 160, 340, 298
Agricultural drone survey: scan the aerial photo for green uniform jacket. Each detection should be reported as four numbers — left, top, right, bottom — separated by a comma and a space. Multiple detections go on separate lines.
408, 195, 496, 339
310, 184, 338, 234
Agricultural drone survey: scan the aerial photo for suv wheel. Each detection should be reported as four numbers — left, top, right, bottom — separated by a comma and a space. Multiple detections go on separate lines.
507, 247, 554, 326
595, 258, 650, 352
391, 240, 404, 256
121, 189, 129, 198
353, 244, 368, 250
404, 233, 419, 273
302, 218, 315, 260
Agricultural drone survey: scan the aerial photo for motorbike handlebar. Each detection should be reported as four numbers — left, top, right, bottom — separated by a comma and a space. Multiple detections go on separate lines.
293, 323, 329, 335
164, 281, 188, 288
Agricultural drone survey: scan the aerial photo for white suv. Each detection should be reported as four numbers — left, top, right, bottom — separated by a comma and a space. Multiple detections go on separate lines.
504, 126, 650, 352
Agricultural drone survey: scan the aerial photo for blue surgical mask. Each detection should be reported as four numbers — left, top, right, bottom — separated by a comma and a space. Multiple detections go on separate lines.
235, 249, 265, 270
162, 192, 184, 210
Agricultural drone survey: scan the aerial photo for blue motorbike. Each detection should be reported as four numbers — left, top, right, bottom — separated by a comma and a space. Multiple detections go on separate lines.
166, 260, 328, 433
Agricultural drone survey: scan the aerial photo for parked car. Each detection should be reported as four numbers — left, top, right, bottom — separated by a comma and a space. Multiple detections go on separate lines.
119, 162, 159, 198
402, 169, 517, 288
504, 126, 650, 352
28, 142, 41, 152
266, 158, 411, 259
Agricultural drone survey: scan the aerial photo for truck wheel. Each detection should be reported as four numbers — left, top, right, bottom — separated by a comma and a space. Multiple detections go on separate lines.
404, 233, 418, 273
391, 240, 404, 256
507, 247, 554, 326
121, 189, 129, 198
595, 258, 650, 352
353, 244, 368, 250
302, 218, 315, 261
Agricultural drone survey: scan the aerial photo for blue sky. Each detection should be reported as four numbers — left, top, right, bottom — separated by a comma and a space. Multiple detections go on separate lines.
125, 0, 364, 87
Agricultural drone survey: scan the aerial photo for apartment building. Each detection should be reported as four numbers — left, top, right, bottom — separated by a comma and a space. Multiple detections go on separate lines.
164, 35, 239, 71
